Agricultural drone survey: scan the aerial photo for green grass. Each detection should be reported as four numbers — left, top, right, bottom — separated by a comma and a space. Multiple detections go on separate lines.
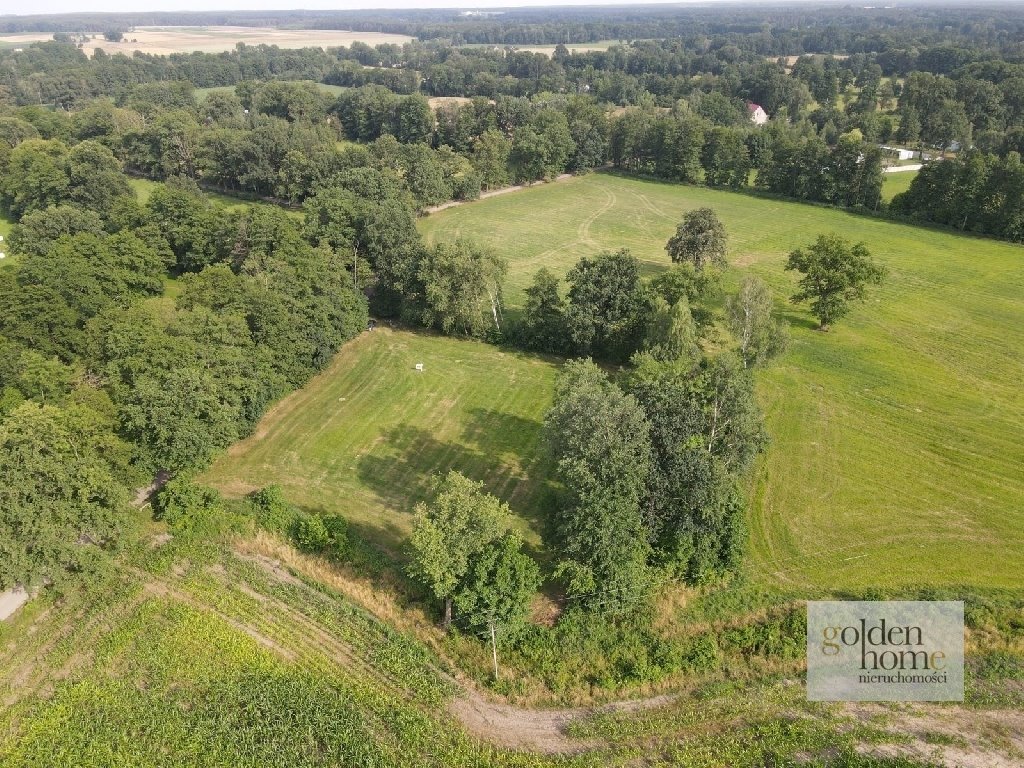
420, 172, 1024, 592
202, 328, 559, 556
882, 170, 918, 201
130, 177, 298, 217
194, 81, 346, 101
0, 208, 14, 269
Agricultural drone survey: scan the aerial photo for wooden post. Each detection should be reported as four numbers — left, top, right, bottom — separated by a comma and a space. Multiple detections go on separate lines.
489, 620, 499, 681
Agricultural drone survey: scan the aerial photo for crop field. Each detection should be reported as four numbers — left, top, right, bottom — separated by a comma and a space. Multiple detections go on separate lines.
202, 329, 559, 556
0, 26, 413, 58
420, 173, 1024, 592
0, 541, 572, 767
5, 528, 1001, 766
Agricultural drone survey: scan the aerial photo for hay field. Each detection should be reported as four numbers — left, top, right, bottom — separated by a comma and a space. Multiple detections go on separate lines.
420, 172, 1024, 592
0, 26, 413, 58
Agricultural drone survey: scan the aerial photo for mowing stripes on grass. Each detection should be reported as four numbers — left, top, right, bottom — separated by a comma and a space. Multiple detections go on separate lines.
419, 172, 1024, 592
202, 329, 559, 557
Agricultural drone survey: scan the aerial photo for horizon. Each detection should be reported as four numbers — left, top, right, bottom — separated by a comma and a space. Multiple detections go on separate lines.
0, 0, 970, 20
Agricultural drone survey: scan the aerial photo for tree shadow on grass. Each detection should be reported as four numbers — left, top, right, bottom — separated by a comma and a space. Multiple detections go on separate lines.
778, 306, 820, 332
356, 413, 556, 562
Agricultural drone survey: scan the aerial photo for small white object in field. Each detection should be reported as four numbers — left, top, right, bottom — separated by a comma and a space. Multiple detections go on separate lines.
415, 363, 424, 371
0, 234, 5, 241
0, 252, 6, 259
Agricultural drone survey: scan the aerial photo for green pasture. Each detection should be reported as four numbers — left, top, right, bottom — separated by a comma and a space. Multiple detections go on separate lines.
420, 173, 1024, 592
202, 329, 559, 556
881, 169, 918, 201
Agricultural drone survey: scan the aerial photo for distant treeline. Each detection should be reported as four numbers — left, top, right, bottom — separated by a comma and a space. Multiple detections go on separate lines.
4, 4, 1024, 51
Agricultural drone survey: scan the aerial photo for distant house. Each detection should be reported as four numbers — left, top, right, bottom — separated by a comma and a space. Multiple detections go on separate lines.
881, 145, 916, 161
747, 103, 768, 125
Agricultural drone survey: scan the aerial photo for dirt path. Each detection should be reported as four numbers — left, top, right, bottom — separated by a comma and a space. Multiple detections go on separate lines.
450, 686, 676, 753
132, 470, 172, 508
424, 174, 574, 215
848, 702, 1024, 768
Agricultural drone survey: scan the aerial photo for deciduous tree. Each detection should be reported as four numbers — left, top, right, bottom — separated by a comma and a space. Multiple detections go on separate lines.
666, 207, 728, 271
785, 233, 886, 329
725, 275, 788, 366
408, 471, 511, 629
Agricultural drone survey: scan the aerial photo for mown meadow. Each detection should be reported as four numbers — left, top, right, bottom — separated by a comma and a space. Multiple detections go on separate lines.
202, 329, 559, 557
419, 172, 1024, 592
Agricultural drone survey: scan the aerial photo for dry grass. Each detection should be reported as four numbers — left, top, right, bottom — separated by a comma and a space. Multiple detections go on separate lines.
0, 26, 413, 58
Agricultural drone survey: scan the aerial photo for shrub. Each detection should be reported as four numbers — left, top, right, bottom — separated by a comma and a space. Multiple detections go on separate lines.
247, 485, 295, 532
323, 515, 349, 558
154, 476, 221, 533
291, 513, 330, 553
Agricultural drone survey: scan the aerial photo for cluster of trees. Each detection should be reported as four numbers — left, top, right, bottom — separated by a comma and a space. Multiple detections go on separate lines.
7, 12, 1024, 238
0, 145, 369, 591
402, 208, 887, 625
891, 150, 1024, 241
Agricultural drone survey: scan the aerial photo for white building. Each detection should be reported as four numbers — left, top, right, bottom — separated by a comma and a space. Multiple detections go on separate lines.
747, 103, 768, 125
881, 146, 916, 161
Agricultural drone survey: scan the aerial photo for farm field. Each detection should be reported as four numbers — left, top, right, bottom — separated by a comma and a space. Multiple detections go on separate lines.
420, 172, 1024, 592
4, 526, 998, 765
0, 541, 563, 767
460, 39, 626, 56
0, 26, 413, 58
202, 329, 559, 556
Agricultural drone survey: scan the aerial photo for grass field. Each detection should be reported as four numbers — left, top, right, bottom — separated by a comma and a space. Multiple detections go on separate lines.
882, 169, 919, 201
202, 329, 559, 556
195, 81, 347, 101
420, 172, 1024, 592
0, 26, 413, 58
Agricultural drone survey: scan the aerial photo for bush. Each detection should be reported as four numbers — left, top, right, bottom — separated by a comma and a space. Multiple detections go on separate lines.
682, 634, 721, 672
290, 512, 349, 556
154, 477, 221, 533
247, 485, 295, 532
292, 513, 330, 553
322, 515, 349, 557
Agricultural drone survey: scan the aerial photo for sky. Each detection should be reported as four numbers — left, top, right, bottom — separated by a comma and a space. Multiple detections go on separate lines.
8, 0, 803, 17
